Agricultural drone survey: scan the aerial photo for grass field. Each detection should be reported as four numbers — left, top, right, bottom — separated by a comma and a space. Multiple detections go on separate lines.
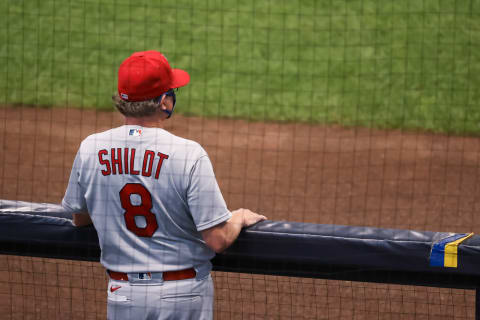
1, 0, 480, 134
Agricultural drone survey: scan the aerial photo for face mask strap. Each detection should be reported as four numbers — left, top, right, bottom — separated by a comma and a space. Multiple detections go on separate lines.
156, 89, 177, 119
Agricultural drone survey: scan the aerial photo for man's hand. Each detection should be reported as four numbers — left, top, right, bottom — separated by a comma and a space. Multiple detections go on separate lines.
201, 208, 267, 253
231, 208, 267, 228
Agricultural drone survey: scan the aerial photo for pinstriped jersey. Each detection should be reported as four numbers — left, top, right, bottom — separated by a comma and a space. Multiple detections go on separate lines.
62, 125, 231, 273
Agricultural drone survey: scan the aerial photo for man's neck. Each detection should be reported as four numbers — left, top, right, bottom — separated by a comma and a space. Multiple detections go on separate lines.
124, 115, 165, 128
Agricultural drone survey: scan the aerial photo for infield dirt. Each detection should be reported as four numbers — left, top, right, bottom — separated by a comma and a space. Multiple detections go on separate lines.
1, 106, 478, 319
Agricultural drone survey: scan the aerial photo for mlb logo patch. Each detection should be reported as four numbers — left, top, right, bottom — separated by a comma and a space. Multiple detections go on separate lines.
129, 129, 142, 136
138, 273, 152, 280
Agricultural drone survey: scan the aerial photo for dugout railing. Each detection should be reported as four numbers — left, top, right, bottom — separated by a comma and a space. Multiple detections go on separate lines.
1, 200, 480, 318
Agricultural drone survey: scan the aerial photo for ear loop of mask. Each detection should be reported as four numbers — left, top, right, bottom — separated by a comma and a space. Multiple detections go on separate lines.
156, 90, 176, 119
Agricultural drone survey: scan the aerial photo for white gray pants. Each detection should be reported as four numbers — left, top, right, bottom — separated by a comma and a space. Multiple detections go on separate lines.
107, 274, 214, 320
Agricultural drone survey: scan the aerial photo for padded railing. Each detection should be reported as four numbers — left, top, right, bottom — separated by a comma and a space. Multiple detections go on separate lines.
2, 200, 480, 318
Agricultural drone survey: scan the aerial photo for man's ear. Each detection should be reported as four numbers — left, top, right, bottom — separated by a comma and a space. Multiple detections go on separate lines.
159, 95, 168, 110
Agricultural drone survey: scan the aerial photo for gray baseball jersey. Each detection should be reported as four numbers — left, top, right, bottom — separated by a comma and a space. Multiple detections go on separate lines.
62, 125, 232, 273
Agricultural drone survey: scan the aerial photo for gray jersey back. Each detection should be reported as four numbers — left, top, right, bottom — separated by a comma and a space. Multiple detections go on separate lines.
62, 125, 231, 273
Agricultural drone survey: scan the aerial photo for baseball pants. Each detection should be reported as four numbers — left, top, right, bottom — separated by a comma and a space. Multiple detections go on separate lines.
107, 274, 214, 320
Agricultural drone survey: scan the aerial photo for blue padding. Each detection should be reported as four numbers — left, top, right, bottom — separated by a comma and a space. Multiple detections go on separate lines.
430, 247, 445, 267
1, 200, 480, 288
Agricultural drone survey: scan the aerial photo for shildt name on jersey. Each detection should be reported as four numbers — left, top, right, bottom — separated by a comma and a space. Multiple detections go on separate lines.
98, 148, 169, 179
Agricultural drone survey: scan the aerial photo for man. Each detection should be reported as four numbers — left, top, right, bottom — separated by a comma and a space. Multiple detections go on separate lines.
62, 50, 266, 320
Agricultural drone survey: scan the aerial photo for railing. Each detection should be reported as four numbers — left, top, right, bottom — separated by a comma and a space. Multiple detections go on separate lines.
2, 200, 480, 318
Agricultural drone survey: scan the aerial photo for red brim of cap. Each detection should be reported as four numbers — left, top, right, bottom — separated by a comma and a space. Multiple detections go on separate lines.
170, 69, 190, 89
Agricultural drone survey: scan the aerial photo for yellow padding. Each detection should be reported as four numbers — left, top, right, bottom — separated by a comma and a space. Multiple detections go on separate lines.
444, 233, 474, 268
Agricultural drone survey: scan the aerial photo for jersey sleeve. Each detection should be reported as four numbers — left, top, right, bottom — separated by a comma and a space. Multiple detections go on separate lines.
187, 154, 231, 231
62, 148, 88, 213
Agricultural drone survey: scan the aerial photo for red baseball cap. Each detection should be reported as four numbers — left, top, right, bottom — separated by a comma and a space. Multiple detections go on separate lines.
117, 50, 190, 101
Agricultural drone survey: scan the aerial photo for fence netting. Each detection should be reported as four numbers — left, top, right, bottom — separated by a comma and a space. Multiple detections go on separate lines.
1, 0, 479, 319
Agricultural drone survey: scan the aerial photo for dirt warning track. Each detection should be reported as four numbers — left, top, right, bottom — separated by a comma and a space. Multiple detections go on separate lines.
1, 106, 479, 233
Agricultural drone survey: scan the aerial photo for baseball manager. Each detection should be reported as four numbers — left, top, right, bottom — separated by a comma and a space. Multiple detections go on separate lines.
62, 50, 266, 319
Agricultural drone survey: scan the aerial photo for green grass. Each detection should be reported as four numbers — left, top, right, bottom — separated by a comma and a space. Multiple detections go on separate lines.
1, 0, 480, 134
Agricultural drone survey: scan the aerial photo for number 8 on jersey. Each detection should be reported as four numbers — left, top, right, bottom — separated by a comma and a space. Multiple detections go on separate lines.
119, 183, 158, 237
